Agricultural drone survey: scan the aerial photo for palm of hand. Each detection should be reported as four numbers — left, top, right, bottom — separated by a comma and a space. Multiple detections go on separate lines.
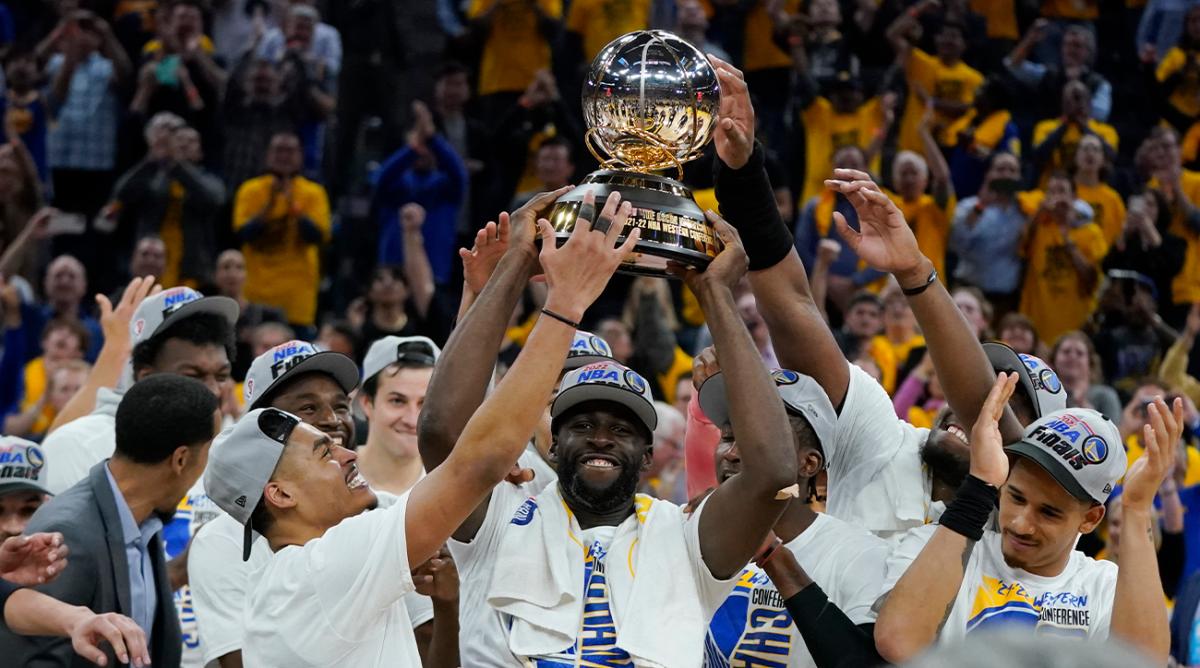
851, 200, 914, 272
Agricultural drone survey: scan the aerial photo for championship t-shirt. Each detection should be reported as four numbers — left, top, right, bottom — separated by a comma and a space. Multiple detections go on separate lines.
704, 513, 889, 667
163, 480, 223, 668
449, 482, 734, 666
883, 529, 1117, 641
826, 363, 932, 538
187, 512, 272, 666
242, 492, 420, 666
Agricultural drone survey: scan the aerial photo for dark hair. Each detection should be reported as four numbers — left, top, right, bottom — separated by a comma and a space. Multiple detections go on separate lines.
363, 361, 433, 400
437, 61, 469, 80
114, 375, 219, 464
320, 319, 361, 359
847, 291, 882, 310
537, 135, 574, 159
131, 312, 236, 375
41, 317, 90, 353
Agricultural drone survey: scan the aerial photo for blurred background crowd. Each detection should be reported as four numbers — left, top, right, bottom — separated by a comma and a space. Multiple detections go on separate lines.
4, 0, 1200, 624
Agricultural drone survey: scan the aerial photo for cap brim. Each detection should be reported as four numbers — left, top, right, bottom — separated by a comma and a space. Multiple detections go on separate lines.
1004, 442, 1096, 503
563, 354, 614, 371
248, 351, 360, 410
698, 373, 730, 427
156, 296, 241, 339
0, 481, 52, 497
552, 383, 657, 433
984, 343, 1041, 416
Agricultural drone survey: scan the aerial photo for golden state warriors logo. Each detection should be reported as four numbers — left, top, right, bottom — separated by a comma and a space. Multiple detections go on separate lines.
623, 369, 648, 395
1039, 368, 1062, 394
590, 335, 611, 356
25, 446, 44, 470
1080, 435, 1108, 465
771, 369, 800, 386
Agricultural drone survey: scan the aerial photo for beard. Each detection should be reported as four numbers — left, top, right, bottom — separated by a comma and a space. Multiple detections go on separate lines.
556, 455, 642, 515
921, 431, 971, 491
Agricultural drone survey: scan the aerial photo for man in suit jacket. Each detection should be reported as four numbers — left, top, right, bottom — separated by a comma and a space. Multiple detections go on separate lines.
0, 374, 221, 666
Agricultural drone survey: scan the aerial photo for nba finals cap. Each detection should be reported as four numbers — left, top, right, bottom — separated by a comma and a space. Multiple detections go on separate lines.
984, 342, 1067, 418
698, 369, 838, 462
551, 360, 657, 434
565, 329, 614, 370
244, 340, 360, 410
0, 437, 50, 496
362, 335, 441, 384
205, 408, 299, 560
131, 287, 239, 346
1005, 408, 1125, 504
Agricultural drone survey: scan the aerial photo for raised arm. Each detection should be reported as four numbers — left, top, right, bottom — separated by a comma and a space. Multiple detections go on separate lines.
825, 172, 1023, 442
1110, 397, 1182, 663
399, 203, 435, 318
405, 192, 639, 566
680, 216, 797, 579
875, 373, 1018, 662
418, 188, 568, 475
708, 55, 852, 407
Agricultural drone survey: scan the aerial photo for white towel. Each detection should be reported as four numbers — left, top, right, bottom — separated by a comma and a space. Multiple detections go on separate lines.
487, 484, 709, 666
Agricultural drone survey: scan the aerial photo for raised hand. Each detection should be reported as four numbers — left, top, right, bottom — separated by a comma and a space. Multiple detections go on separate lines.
0, 533, 69, 586
825, 169, 930, 283
969, 372, 1019, 487
97, 276, 160, 355
536, 190, 640, 321
707, 54, 755, 169
400, 202, 426, 234
508, 186, 572, 261
669, 210, 748, 293
70, 611, 149, 668
459, 215, 511, 295
1124, 397, 1185, 512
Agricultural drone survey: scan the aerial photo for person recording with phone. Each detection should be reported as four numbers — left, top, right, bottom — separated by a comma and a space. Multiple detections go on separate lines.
949, 152, 1029, 317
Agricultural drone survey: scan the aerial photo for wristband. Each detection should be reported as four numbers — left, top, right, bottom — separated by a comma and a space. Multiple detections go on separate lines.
540, 308, 579, 329
753, 535, 784, 568
938, 474, 999, 541
900, 267, 938, 296
713, 143, 794, 271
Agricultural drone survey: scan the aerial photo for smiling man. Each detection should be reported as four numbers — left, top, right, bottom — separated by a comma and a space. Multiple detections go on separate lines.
875, 376, 1180, 665
242, 339, 360, 449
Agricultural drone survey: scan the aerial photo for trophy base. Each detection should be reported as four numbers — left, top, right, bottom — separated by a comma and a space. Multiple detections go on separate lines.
548, 170, 719, 277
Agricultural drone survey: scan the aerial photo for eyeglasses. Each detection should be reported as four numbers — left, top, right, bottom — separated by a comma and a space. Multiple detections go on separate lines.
257, 408, 300, 445
396, 341, 436, 366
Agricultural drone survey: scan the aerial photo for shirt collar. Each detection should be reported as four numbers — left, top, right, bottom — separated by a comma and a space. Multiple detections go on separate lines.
104, 463, 163, 547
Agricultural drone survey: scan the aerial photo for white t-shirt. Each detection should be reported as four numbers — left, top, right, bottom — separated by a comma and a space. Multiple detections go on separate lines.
883, 529, 1118, 642
704, 513, 889, 667
242, 493, 420, 667
449, 482, 733, 667
188, 512, 272, 665
42, 388, 122, 494
517, 442, 557, 495
827, 364, 932, 538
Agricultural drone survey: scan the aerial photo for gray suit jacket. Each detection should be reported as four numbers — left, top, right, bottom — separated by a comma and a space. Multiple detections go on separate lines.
0, 462, 182, 667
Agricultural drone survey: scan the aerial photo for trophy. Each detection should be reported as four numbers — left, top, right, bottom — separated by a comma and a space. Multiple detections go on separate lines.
548, 30, 721, 276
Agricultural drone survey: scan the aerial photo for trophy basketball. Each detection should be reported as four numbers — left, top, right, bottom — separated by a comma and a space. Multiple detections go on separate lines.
548, 30, 722, 276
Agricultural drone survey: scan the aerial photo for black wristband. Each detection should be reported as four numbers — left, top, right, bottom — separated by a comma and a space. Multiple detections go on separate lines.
900, 268, 938, 296
938, 474, 999, 542
713, 142, 795, 271
540, 308, 579, 329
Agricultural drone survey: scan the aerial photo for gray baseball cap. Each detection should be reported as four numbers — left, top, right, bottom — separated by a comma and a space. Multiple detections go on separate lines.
1005, 407, 1126, 504
984, 343, 1067, 420
0, 436, 50, 497
244, 340, 360, 410
362, 335, 440, 385
565, 329, 614, 370
205, 408, 301, 560
698, 369, 838, 464
131, 287, 239, 346
551, 360, 657, 434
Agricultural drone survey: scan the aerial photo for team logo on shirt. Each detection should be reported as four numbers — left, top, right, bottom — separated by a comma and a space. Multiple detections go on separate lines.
706, 566, 794, 666
967, 576, 1090, 638
511, 497, 538, 526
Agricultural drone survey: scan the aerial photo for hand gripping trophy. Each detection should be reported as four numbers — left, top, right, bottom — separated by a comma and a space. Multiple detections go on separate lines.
548, 30, 722, 276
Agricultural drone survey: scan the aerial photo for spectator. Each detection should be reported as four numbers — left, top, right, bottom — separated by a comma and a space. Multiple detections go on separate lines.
1018, 172, 1107, 345
356, 259, 439, 348
1155, 5, 1200, 132
1161, 303, 1200, 407
21, 255, 102, 363
887, 9, 983, 153
888, 113, 955, 280
1105, 189, 1186, 317
373, 102, 466, 285
893, 351, 946, 428
256, 1, 342, 79
0, 139, 42, 285
872, 289, 925, 394
832, 290, 884, 356
263, 3, 336, 176
639, 401, 686, 504
1147, 128, 1200, 316
1031, 81, 1118, 188
1092, 270, 1178, 394
106, 118, 224, 288
219, 53, 311, 192
1139, 0, 1200, 65
1073, 134, 1126, 247
997, 311, 1040, 356
133, 0, 225, 140
952, 286, 992, 340
232, 132, 330, 334
565, 0, 650, 62
211, 249, 285, 381
1005, 19, 1112, 121
44, 11, 130, 286
945, 78, 1021, 198
1050, 329, 1122, 421
2, 55, 49, 186
467, 0, 562, 116
115, 237, 167, 298
0, 374, 220, 667
511, 135, 574, 210
4, 318, 86, 439
431, 61, 491, 238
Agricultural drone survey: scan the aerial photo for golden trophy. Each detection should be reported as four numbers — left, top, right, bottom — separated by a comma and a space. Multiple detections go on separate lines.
548, 30, 722, 276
